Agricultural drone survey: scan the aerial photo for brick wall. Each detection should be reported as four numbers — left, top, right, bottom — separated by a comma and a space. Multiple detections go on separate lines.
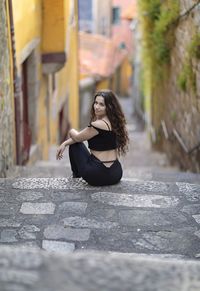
152, 0, 200, 172
0, 0, 15, 177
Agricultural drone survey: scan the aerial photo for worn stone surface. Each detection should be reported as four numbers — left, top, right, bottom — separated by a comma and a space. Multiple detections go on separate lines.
0, 204, 19, 215
0, 0, 15, 177
44, 225, 91, 241
119, 209, 188, 227
0, 176, 199, 258
16, 191, 44, 201
63, 216, 119, 229
0, 219, 21, 228
20, 202, 55, 214
181, 204, 200, 215
1, 248, 200, 291
176, 182, 200, 201
12, 178, 101, 190
57, 202, 88, 215
0, 230, 18, 243
193, 215, 200, 224
42, 240, 75, 253
18, 225, 40, 240
132, 230, 200, 255
91, 192, 180, 208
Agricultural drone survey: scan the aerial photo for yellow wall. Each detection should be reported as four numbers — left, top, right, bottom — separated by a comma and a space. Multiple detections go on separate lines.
66, 0, 79, 129
12, 0, 41, 68
51, 0, 79, 133
110, 73, 117, 92
12, 0, 80, 161
42, 0, 65, 53
96, 78, 110, 91
120, 57, 132, 95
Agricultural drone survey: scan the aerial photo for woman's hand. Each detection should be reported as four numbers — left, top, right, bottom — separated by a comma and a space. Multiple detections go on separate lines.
56, 144, 66, 160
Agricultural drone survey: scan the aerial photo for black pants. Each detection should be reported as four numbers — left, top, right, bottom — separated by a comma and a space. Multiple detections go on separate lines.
69, 142, 123, 186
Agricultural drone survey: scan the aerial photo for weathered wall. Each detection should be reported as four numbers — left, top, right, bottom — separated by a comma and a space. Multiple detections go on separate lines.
151, 0, 200, 172
0, 0, 15, 177
93, 0, 112, 37
79, 78, 95, 129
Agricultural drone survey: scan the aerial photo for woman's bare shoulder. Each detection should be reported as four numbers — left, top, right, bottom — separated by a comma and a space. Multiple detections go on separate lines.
91, 120, 110, 130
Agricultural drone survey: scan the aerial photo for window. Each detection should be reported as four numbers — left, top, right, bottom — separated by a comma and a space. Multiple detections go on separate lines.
112, 7, 121, 25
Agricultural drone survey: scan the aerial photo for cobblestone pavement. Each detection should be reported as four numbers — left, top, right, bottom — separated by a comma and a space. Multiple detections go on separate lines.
1, 97, 200, 260
0, 175, 200, 259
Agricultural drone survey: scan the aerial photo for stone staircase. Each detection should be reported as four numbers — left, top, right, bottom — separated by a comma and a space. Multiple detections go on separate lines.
1, 148, 200, 290
1, 97, 200, 290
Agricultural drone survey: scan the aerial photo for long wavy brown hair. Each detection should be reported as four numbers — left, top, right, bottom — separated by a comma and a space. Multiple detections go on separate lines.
90, 90, 129, 156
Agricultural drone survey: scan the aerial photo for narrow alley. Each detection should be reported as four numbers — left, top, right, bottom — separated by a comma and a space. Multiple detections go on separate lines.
1, 95, 200, 255
1, 0, 200, 289
1, 94, 200, 290
1, 95, 200, 290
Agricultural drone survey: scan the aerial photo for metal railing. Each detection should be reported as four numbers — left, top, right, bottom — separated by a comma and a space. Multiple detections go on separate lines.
161, 120, 200, 155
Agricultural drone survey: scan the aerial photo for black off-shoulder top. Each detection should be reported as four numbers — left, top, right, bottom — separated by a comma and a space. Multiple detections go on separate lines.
87, 122, 117, 151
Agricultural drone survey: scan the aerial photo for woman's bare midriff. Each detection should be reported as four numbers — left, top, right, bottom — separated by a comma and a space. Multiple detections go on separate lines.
90, 149, 117, 167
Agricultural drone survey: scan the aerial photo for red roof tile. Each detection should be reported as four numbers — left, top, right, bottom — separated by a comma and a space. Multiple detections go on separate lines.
79, 31, 127, 78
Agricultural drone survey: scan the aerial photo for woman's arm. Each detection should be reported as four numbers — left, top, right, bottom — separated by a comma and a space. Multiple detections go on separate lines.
69, 127, 98, 142
56, 137, 76, 160
56, 126, 98, 160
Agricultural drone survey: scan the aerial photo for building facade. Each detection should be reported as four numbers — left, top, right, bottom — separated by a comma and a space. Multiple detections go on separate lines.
0, 0, 79, 176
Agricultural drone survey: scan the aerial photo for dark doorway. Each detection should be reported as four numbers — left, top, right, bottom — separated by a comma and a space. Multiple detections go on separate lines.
21, 59, 31, 164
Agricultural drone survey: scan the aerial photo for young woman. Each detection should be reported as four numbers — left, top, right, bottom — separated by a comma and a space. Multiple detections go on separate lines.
56, 90, 129, 186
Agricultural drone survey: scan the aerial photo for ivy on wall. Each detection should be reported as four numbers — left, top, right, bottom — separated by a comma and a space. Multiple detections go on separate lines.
177, 33, 200, 92
138, 0, 180, 88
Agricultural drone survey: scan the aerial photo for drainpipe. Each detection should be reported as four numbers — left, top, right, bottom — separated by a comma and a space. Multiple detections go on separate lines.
7, 0, 21, 165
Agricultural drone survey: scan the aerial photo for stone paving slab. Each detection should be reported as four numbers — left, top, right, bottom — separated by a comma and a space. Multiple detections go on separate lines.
91, 192, 180, 208
42, 240, 75, 253
44, 225, 91, 241
0, 177, 200, 258
1, 247, 200, 291
20, 202, 56, 214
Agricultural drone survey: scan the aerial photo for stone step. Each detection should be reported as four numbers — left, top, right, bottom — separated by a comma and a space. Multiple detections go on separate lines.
2, 176, 199, 193
0, 177, 200, 259
6, 165, 200, 184
0, 247, 200, 291
123, 167, 200, 184
6, 165, 72, 178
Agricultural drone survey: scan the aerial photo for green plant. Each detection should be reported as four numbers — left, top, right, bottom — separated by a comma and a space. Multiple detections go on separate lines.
171, 111, 177, 123
0, 99, 4, 111
188, 33, 200, 59
138, 0, 180, 86
152, 0, 179, 65
177, 32, 200, 93
177, 69, 187, 92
